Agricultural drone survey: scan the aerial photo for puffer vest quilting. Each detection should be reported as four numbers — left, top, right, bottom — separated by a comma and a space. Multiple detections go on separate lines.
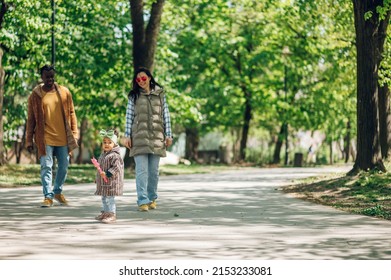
130, 89, 166, 157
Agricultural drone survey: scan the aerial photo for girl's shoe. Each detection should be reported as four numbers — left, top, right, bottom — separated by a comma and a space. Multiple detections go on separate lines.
101, 212, 116, 224
95, 211, 106, 220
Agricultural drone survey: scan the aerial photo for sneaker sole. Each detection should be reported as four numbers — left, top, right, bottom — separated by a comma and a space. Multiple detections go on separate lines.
40, 205, 53, 208
54, 199, 68, 205
101, 220, 116, 224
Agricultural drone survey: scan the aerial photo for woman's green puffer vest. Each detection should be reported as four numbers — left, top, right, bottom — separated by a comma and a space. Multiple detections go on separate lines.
130, 88, 167, 157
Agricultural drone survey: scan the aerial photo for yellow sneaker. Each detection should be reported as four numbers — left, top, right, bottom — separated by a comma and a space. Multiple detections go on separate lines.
138, 204, 149, 212
40, 197, 53, 207
54, 194, 68, 205
149, 200, 157, 210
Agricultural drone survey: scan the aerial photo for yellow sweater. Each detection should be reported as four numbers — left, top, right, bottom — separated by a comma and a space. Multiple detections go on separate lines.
42, 89, 67, 146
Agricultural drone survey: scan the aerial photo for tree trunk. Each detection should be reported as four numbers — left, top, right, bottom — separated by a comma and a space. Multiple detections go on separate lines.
230, 127, 241, 163
344, 120, 351, 163
378, 83, 391, 159
0, 2, 9, 166
14, 142, 20, 163
329, 141, 333, 165
130, 0, 165, 71
272, 124, 285, 164
239, 91, 252, 161
76, 117, 88, 164
0, 1, 9, 30
349, 1, 390, 175
185, 127, 199, 162
0, 47, 5, 165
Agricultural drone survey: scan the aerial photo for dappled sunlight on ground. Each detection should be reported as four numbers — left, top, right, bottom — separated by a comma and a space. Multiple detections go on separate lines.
1, 166, 391, 260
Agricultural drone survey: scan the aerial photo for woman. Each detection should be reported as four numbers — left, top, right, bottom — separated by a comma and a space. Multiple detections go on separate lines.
124, 67, 173, 211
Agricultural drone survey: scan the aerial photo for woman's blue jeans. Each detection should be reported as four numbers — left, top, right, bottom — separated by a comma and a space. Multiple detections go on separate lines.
40, 145, 69, 199
134, 154, 160, 206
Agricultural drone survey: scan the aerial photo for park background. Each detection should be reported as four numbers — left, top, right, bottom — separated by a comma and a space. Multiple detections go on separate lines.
1, 1, 391, 216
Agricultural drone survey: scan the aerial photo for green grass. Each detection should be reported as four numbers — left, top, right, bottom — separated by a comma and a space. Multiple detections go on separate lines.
282, 166, 391, 220
159, 163, 242, 175
0, 164, 99, 187
0, 163, 242, 188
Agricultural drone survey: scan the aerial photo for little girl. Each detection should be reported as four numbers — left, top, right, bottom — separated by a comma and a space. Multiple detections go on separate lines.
94, 128, 124, 224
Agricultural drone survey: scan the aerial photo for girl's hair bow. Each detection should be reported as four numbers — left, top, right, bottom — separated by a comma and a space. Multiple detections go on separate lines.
99, 129, 118, 144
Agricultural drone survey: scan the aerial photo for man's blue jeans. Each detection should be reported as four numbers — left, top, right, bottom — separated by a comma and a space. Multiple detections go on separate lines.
40, 145, 69, 199
134, 154, 160, 206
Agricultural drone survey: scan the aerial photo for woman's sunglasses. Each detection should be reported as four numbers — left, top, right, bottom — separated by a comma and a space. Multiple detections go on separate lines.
136, 76, 148, 83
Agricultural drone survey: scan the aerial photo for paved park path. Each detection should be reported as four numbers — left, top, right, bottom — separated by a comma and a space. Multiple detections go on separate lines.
1, 165, 391, 260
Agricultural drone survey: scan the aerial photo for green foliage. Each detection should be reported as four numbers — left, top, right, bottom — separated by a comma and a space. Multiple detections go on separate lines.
376, 0, 391, 20
0, 0, 361, 163
244, 146, 273, 166
359, 205, 391, 219
1, 0, 51, 143
1, 0, 132, 153
159, 0, 357, 154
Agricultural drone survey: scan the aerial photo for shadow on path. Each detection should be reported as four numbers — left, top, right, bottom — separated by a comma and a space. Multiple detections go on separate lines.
1, 166, 391, 259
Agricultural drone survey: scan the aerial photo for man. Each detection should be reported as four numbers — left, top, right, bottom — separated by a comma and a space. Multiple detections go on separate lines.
26, 65, 79, 207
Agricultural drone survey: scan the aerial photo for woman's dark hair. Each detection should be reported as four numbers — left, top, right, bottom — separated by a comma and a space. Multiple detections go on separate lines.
101, 128, 119, 139
128, 67, 163, 102
109, 127, 119, 137
40, 64, 56, 75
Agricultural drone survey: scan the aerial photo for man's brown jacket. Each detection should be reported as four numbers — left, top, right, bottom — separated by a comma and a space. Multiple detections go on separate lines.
26, 83, 79, 158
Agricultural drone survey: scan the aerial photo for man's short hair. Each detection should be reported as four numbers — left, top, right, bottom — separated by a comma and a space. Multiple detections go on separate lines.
40, 64, 56, 75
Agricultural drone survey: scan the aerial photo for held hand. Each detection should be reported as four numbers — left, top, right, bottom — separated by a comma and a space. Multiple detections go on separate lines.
125, 138, 132, 149
165, 137, 173, 148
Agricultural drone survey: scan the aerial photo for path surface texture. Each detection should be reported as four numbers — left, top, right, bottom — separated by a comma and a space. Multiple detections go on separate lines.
1, 166, 391, 260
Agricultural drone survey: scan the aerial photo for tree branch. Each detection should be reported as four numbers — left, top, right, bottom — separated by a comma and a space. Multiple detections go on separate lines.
145, 0, 165, 70
130, 0, 145, 69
